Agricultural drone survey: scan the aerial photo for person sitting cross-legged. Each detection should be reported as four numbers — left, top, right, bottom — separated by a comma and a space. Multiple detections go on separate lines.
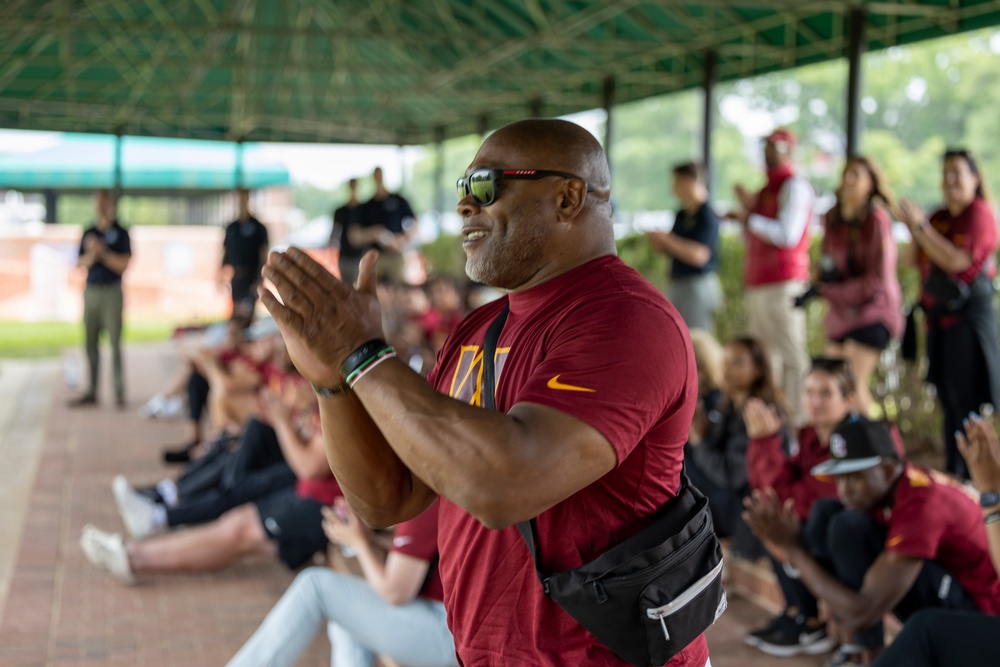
744, 416, 1000, 666
740, 357, 861, 657
871, 414, 1000, 667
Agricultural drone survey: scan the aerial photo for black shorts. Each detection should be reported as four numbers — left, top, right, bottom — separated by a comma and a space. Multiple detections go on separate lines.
832, 323, 891, 351
255, 487, 327, 569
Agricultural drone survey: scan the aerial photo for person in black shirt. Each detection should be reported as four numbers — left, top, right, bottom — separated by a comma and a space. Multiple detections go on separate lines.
330, 178, 363, 286
71, 189, 132, 408
646, 162, 722, 332
357, 167, 416, 282
221, 189, 269, 320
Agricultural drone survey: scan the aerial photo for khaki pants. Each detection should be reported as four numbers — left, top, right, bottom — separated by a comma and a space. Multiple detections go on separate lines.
83, 283, 124, 400
746, 281, 809, 424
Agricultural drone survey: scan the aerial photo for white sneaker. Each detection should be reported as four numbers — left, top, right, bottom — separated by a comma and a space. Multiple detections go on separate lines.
113, 475, 166, 539
138, 394, 166, 419
158, 395, 184, 420
80, 524, 135, 584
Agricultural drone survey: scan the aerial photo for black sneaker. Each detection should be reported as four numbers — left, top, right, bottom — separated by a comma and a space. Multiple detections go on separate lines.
756, 617, 836, 657
745, 613, 794, 647
162, 442, 198, 464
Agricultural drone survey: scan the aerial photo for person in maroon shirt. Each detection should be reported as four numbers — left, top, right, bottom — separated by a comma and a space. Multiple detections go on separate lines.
258, 119, 710, 666
741, 357, 855, 656
745, 416, 1000, 666
872, 414, 1000, 667
898, 149, 1000, 479
815, 157, 904, 416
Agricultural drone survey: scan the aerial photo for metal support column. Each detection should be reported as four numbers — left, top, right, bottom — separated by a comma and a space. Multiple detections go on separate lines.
603, 76, 615, 166
846, 8, 866, 157
44, 189, 58, 224
702, 50, 717, 195
113, 129, 124, 199
434, 127, 445, 216
234, 140, 245, 189
530, 97, 544, 118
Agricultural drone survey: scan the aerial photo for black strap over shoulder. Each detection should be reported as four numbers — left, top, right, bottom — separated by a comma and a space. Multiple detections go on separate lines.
479, 303, 546, 579
481, 302, 509, 412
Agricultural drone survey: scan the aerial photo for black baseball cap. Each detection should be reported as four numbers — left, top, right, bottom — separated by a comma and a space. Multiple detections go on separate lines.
811, 416, 900, 477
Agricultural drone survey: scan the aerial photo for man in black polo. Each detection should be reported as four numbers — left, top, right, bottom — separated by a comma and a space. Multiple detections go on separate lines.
330, 178, 364, 286
220, 188, 269, 319
358, 167, 416, 282
71, 189, 131, 408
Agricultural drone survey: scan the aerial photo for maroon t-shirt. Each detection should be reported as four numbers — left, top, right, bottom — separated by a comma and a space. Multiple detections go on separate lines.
874, 464, 1000, 615
426, 256, 707, 666
392, 500, 444, 603
919, 197, 998, 312
295, 475, 342, 506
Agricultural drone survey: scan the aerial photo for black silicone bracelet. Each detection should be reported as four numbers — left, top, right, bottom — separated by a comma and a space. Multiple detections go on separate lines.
341, 339, 390, 378
312, 383, 350, 398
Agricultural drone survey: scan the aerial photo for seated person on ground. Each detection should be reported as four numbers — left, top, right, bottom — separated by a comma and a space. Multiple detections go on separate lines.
227, 498, 457, 667
80, 380, 339, 584
687, 335, 786, 559
687, 329, 724, 433
112, 379, 317, 539
161, 318, 290, 464
872, 414, 1000, 667
741, 357, 857, 657
744, 416, 1000, 667
140, 314, 252, 422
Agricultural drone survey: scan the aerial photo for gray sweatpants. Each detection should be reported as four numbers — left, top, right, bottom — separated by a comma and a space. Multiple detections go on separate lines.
667, 272, 723, 333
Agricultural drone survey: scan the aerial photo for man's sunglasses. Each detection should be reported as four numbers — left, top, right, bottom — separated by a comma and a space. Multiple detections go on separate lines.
456, 168, 594, 206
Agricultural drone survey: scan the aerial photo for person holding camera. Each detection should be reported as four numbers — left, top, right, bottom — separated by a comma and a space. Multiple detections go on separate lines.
897, 149, 1000, 479
803, 157, 903, 416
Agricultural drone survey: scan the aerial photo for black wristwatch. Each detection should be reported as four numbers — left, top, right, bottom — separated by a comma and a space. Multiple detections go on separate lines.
980, 491, 1000, 508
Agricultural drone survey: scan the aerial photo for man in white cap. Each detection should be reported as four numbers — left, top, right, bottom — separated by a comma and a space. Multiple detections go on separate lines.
744, 416, 1000, 666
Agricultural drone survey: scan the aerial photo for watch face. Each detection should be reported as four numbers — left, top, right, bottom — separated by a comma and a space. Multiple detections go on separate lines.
981, 491, 1000, 507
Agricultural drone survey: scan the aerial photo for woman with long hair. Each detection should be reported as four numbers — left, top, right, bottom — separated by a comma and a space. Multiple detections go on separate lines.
817, 156, 904, 415
687, 335, 786, 558
898, 149, 1000, 479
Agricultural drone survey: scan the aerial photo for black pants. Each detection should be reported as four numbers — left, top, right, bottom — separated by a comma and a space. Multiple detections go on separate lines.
872, 609, 999, 667
230, 275, 259, 318
171, 435, 237, 499
931, 318, 993, 480
806, 499, 980, 648
186, 370, 210, 423
167, 419, 295, 527
685, 451, 765, 560
771, 555, 819, 620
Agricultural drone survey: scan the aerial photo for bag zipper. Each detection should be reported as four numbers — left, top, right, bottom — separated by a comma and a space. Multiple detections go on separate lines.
645, 559, 725, 641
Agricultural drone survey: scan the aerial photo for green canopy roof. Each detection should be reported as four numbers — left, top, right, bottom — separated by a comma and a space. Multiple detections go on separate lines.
2, 1, 1000, 144
0, 134, 289, 192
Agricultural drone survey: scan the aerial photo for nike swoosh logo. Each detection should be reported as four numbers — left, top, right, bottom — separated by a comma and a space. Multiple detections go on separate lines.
547, 375, 596, 393
886, 534, 905, 548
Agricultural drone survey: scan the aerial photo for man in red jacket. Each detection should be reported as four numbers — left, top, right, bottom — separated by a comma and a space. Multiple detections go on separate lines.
730, 129, 814, 424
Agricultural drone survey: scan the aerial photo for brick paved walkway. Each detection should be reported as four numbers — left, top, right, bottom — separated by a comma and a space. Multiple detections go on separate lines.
0, 343, 824, 666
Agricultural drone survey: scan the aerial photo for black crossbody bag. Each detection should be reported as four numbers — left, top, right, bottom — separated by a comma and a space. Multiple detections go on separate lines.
482, 304, 727, 667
